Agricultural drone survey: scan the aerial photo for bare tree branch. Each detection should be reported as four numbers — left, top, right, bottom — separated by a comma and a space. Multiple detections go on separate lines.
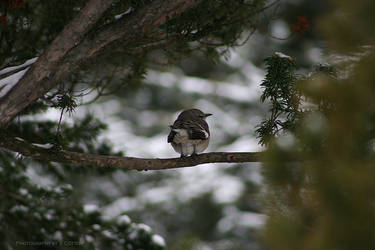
0, 0, 202, 128
0, 133, 263, 171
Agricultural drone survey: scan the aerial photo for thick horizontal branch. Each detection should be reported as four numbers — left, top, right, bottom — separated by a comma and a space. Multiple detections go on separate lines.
0, 133, 263, 171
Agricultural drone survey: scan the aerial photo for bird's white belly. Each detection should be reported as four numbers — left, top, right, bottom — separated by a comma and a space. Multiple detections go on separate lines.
172, 138, 209, 156
171, 128, 209, 156
172, 141, 209, 156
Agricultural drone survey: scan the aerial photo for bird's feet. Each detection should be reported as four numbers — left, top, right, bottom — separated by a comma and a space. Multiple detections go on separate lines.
190, 152, 198, 157
180, 153, 198, 158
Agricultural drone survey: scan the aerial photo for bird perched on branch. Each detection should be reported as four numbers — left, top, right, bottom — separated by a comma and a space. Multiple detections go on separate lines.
168, 109, 212, 157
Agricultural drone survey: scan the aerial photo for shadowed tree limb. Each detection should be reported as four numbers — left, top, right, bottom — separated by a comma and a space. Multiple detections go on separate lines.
0, 0, 202, 128
0, 133, 263, 171
0, 0, 115, 127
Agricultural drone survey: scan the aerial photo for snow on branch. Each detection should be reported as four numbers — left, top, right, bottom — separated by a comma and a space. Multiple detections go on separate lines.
0, 57, 37, 77
0, 0, 115, 127
274, 52, 292, 60
0, 0, 202, 128
0, 58, 38, 98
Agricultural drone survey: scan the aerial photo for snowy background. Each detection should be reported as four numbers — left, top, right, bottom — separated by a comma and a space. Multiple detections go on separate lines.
0, 0, 327, 248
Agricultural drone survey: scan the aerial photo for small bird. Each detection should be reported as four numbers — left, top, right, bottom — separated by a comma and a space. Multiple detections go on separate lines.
168, 109, 212, 157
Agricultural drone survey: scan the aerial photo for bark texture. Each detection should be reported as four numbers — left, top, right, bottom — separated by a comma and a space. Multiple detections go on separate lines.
0, 132, 262, 170
0, 0, 202, 127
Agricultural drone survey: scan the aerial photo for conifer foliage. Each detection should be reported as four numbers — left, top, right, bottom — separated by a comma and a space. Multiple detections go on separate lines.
258, 1, 375, 249
0, 0, 266, 249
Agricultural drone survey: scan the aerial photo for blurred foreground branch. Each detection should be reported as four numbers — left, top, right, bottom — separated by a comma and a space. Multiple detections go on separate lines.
0, 133, 262, 170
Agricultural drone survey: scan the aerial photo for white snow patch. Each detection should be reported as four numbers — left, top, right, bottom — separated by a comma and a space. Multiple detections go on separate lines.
84, 204, 99, 214
31, 143, 54, 149
152, 234, 166, 247
137, 223, 152, 233
0, 68, 28, 98
271, 20, 290, 40
169, 163, 245, 204
223, 47, 249, 68
129, 228, 138, 240
100, 118, 171, 157
307, 47, 323, 63
117, 215, 131, 225
139, 186, 172, 204
61, 183, 73, 191
19, 188, 28, 196
246, 164, 263, 185
0, 57, 37, 76
54, 184, 73, 194
181, 77, 258, 102
274, 52, 292, 60
212, 176, 245, 204
275, 132, 296, 150
217, 135, 262, 152
147, 70, 261, 102
85, 235, 94, 243
102, 230, 116, 239
147, 70, 176, 88
53, 231, 63, 241
224, 48, 265, 89
27, 167, 55, 186
114, 7, 133, 19
218, 206, 266, 233
103, 197, 140, 220
44, 211, 54, 220
0, 58, 38, 98
10, 205, 29, 213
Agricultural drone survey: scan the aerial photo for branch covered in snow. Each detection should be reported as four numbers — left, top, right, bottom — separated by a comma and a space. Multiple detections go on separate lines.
0, 0, 202, 128
0, 132, 262, 170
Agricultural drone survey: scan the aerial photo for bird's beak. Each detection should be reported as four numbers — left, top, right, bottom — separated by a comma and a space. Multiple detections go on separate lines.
205, 113, 212, 117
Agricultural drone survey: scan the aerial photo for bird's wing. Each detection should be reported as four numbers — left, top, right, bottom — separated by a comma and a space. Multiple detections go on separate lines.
167, 130, 176, 143
182, 120, 210, 140
190, 129, 209, 140
168, 119, 210, 141
168, 120, 183, 143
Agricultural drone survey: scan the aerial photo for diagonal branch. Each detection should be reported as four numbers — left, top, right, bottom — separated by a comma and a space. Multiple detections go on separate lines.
0, 133, 263, 171
0, 0, 202, 128
0, 0, 114, 127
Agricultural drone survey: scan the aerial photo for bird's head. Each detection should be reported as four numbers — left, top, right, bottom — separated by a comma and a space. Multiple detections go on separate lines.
178, 109, 212, 120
